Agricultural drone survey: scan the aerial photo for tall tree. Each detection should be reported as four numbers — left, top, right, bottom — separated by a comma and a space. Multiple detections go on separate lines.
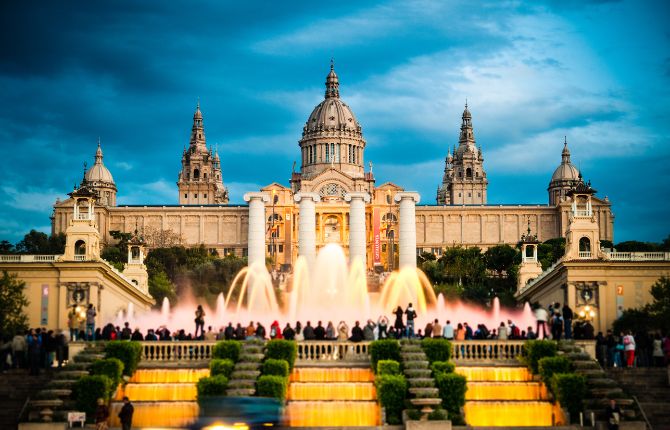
484, 244, 519, 277
15, 230, 49, 254
0, 271, 29, 337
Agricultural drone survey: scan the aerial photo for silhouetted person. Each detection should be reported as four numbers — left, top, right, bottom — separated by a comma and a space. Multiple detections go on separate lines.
118, 396, 134, 430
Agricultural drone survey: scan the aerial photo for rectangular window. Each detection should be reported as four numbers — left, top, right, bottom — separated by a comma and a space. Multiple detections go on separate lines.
278, 244, 283, 253
325, 144, 330, 162
468, 192, 471, 197
204, 194, 207, 199
382, 244, 387, 252
242, 248, 248, 257
184, 193, 187, 199
223, 247, 235, 256
478, 192, 481, 197
195, 193, 198, 198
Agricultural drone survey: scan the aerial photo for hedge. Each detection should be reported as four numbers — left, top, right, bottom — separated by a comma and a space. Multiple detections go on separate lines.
539, 356, 573, 383
265, 340, 297, 370
105, 341, 142, 376
74, 375, 113, 421
551, 373, 586, 421
212, 340, 242, 362
375, 374, 407, 425
431, 360, 455, 375
197, 375, 229, 398
421, 338, 452, 363
369, 339, 401, 373
257, 375, 288, 400
261, 359, 289, 377
210, 359, 235, 378
377, 359, 401, 375
89, 358, 124, 387
435, 372, 467, 416
524, 340, 557, 374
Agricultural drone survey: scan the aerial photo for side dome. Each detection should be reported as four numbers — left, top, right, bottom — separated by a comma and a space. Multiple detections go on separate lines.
85, 142, 115, 184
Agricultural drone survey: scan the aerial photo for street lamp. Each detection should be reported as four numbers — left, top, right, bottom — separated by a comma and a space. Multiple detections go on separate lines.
578, 305, 596, 321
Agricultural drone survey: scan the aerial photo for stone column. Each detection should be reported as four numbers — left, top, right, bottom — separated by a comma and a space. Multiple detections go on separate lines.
243, 192, 269, 267
394, 192, 421, 269
345, 192, 370, 267
294, 192, 321, 268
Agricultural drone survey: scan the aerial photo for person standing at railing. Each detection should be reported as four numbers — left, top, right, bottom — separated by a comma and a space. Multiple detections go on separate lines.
443, 320, 454, 340
562, 304, 574, 339
405, 303, 417, 338
349, 321, 364, 342
377, 316, 389, 339
432, 319, 443, 338
283, 323, 295, 340
337, 321, 349, 341
534, 303, 548, 339
498, 322, 508, 340
194, 305, 205, 338
623, 331, 636, 367
326, 321, 336, 340
363, 320, 376, 341
314, 321, 326, 340
393, 306, 404, 335
85, 304, 97, 341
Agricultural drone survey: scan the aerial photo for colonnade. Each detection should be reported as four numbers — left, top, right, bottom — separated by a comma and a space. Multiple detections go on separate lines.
245, 190, 420, 270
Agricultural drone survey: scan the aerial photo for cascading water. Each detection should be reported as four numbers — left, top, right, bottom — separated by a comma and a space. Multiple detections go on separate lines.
285, 367, 380, 427
456, 366, 565, 426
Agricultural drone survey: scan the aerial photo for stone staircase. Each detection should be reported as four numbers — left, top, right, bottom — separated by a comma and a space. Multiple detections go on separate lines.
28, 343, 105, 423
0, 370, 49, 430
558, 341, 640, 426
607, 367, 670, 430
225, 339, 264, 396
399, 339, 442, 418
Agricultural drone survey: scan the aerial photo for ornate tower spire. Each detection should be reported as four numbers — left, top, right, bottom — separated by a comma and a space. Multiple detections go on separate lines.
561, 136, 571, 164
458, 102, 476, 148
190, 101, 206, 149
95, 138, 103, 165
325, 60, 340, 99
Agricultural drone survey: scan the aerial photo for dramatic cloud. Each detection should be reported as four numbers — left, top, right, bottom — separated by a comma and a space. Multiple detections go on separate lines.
0, 0, 668, 243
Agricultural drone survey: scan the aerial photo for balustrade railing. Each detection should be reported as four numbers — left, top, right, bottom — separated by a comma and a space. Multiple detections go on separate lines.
578, 251, 592, 259
606, 251, 670, 261
140, 341, 216, 362
296, 341, 371, 362
451, 340, 525, 362
574, 210, 592, 217
0, 254, 61, 263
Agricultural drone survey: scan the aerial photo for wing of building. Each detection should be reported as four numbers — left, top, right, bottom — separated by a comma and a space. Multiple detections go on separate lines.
52, 64, 614, 270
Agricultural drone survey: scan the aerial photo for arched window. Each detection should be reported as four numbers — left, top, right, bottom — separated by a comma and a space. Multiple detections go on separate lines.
74, 240, 86, 255
579, 237, 591, 258
131, 246, 140, 260
466, 168, 472, 178
193, 169, 200, 180
525, 245, 535, 258
203, 172, 207, 179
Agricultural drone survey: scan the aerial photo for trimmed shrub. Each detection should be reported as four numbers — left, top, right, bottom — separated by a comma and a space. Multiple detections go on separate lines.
428, 408, 449, 420
377, 359, 401, 375
539, 356, 573, 383
209, 359, 235, 378
375, 374, 407, 425
551, 373, 586, 421
431, 360, 455, 375
369, 339, 401, 373
105, 341, 142, 376
74, 375, 113, 421
421, 338, 452, 363
261, 359, 289, 377
435, 372, 467, 416
524, 340, 557, 374
265, 340, 297, 370
197, 375, 229, 398
257, 375, 288, 400
406, 409, 422, 420
89, 358, 124, 387
212, 340, 242, 362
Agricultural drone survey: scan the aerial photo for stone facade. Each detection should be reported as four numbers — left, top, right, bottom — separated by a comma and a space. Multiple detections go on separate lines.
52, 64, 614, 270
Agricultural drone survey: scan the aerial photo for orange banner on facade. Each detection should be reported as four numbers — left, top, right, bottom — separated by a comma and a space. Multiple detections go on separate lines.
373, 208, 381, 265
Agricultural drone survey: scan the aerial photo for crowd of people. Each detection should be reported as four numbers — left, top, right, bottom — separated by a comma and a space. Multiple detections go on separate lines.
1, 327, 69, 374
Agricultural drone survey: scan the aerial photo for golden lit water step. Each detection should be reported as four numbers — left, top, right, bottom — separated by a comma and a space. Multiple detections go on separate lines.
129, 368, 210, 383
464, 401, 565, 427
455, 366, 533, 382
109, 401, 199, 428
115, 383, 198, 401
286, 401, 380, 427
287, 382, 376, 401
290, 367, 375, 383
465, 382, 549, 400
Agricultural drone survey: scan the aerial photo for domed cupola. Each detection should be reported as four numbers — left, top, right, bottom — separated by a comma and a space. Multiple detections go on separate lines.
548, 137, 581, 205
84, 139, 117, 206
298, 62, 367, 180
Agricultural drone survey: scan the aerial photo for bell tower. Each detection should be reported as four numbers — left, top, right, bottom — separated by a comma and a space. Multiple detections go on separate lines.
177, 102, 229, 204
517, 221, 544, 293
563, 176, 604, 261
437, 102, 488, 204
61, 184, 101, 262
122, 230, 149, 294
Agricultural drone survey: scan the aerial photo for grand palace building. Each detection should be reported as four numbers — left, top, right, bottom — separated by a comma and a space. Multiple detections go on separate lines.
51, 64, 615, 271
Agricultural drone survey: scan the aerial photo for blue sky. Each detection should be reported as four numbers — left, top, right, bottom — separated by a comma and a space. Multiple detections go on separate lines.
0, 0, 668, 243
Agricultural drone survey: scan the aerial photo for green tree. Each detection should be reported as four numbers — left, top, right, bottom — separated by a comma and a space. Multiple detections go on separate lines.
614, 240, 660, 252
537, 238, 565, 270
15, 230, 49, 254
484, 244, 519, 277
148, 270, 176, 307
0, 240, 15, 254
0, 271, 29, 337
647, 276, 670, 333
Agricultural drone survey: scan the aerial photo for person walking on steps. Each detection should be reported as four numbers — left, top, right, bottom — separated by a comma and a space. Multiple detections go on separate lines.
118, 396, 134, 430
95, 398, 109, 430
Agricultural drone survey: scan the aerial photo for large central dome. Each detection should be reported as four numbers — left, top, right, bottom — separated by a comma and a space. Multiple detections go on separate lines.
298, 64, 367, 180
